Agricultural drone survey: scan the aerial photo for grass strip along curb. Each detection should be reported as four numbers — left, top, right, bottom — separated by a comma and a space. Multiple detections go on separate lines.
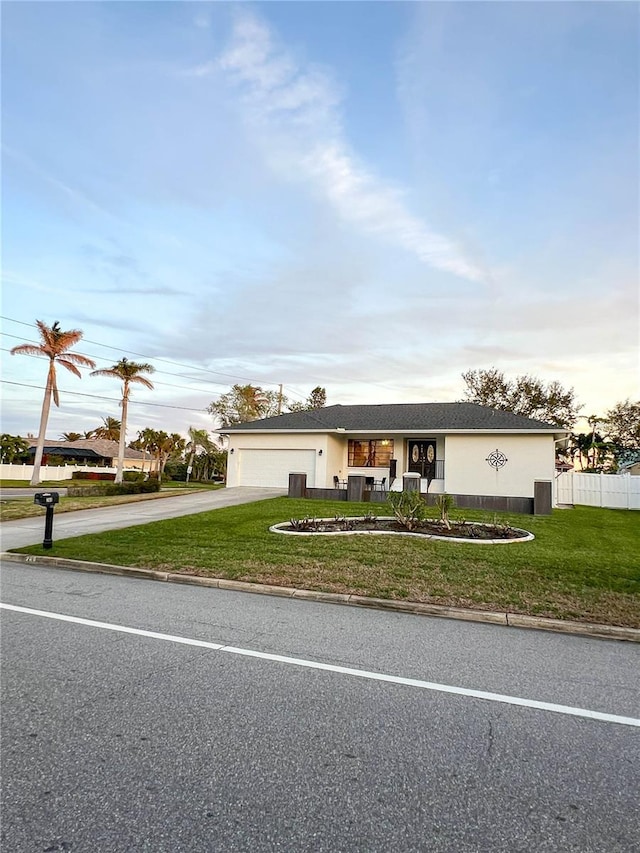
3, 552, 638, 644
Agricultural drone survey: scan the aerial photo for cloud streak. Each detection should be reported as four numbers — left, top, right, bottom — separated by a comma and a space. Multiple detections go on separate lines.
211, 11, 486, 283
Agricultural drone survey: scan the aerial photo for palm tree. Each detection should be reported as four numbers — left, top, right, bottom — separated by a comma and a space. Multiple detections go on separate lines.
147, 431, 185, 482
129, 427, 157, 475
10, 320, 96, 485
60, 432, 82, 442
587, 415, 602, 469
90, 358, 154, 483
185, 427, 211, 483
92, 416, 122, 442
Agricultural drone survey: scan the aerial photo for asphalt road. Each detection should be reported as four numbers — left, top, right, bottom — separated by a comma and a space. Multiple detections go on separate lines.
1, 560, 638, 852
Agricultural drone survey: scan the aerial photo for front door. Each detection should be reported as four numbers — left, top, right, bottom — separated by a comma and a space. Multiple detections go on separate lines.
407, 440, 436, 481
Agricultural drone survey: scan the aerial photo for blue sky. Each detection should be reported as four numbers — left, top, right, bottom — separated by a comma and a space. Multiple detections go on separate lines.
2, 1, 638, 439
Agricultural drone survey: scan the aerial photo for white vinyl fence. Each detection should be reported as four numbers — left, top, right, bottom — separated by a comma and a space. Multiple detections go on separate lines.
1, 464, 117, 481
555, 472, 640, 510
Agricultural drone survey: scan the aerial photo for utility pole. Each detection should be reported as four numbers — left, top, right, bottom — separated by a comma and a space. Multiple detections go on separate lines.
277, 384, 283, 415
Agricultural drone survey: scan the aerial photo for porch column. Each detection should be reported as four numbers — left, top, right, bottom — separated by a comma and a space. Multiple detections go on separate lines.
403, 472, 421, 493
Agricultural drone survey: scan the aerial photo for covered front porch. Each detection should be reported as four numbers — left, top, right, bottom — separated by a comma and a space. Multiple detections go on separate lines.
336, 435, 446, 493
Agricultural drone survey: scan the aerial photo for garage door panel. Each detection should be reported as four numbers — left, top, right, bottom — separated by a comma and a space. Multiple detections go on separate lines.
238, 449, 316, 488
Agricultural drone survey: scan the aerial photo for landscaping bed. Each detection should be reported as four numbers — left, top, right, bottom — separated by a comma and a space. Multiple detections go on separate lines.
271, 516, 533, 542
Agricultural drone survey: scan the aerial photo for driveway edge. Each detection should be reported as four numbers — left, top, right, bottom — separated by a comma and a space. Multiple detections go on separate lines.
2, 552, 638, 643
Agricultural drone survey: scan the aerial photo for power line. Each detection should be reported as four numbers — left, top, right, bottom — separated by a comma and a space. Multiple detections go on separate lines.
0, 315, 282, 387
0, 380, 208, 413
0, 346, 227, 399
1, 316, 322, 401
2, 316, 329, 407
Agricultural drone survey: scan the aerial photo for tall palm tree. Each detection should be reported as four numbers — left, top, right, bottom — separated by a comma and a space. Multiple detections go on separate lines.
60, 432, 82, 442
90, 358, 154, 483
10, 320, 95, 485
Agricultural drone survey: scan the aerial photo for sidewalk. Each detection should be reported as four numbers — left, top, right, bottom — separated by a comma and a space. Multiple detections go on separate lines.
0, 487, 285, 550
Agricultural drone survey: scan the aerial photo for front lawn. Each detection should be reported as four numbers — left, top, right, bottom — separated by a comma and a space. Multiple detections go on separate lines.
14, 498, 639, 627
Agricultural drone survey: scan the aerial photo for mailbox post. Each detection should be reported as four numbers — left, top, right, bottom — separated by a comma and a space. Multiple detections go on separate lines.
33, 492, 60, 549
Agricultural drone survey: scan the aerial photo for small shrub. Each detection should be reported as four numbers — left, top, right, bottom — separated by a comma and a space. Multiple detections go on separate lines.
289, 516, 320, 532
67, 481, 160, 497
123, 471, 145, 482
71, 471, 116, 481
333, 514, 356, 531
435, 493, 455, 530
164, 461, 187, 482
387, 491, 427, 531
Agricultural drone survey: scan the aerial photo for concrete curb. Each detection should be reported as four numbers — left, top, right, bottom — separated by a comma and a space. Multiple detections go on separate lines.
2, 552, 638, 643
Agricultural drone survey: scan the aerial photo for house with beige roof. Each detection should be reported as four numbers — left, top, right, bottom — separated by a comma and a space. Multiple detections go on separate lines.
25, 438, 155, 471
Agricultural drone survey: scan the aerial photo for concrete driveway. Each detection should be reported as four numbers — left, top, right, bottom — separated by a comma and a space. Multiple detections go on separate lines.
0, 487, 285, 551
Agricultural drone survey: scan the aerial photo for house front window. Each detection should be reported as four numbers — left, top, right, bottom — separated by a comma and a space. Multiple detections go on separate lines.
348, 439, 394, 468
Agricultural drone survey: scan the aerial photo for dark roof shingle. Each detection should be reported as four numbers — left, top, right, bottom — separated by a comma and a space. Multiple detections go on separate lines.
221, 403, 564, 433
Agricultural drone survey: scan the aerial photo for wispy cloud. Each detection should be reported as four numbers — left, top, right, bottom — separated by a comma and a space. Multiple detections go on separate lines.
207, 11, 487, 283
2, 145, 118, 222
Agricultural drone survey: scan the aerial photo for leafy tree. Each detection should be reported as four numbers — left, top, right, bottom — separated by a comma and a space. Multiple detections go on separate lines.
10, 320, 96, 485
92, 416, 122, 442
208, 384, 328, 426
0, 434, 31, 464
208, 384, 281, 427
288, 386, 327, 412
60, 432, 82, 442
460, 368, 579, 429
605, 400, 640, 450
91, 358, 155, 484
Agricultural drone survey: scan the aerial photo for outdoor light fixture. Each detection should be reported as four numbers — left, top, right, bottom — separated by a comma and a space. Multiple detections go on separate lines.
230, 448, 235, 454
318, 449, 323, 456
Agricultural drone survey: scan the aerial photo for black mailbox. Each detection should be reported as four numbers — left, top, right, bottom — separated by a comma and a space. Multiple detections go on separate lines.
34, 492, 60, 507
33, 492, 59, 548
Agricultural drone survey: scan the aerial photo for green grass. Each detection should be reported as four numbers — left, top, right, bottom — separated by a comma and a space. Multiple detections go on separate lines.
0, 484, 223, 521
0, 478, 222, 489
13, 498, 640, 628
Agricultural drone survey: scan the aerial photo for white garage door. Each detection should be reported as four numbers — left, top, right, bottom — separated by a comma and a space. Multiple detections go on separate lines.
237, 449, 317, 488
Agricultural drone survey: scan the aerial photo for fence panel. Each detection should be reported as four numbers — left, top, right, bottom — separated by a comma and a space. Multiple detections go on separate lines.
1, 464, 116, 481
555, 472, 639, 510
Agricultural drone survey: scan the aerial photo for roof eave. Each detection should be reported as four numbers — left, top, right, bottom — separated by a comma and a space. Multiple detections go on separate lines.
221, 427, 566, 436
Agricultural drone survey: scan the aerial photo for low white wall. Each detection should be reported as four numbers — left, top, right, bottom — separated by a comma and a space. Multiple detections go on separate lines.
2, 464, 116, 481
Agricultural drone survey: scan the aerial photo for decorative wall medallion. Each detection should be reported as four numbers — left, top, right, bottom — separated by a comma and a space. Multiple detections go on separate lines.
486, 448, 508, 470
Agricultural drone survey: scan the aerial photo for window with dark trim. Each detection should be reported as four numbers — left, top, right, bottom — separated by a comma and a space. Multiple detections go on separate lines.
348, 439, 394, 467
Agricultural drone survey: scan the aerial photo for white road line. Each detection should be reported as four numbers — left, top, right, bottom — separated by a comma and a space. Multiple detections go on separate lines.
2, 602, 639, 728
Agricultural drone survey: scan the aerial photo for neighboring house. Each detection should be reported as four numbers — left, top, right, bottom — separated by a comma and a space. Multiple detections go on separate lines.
25, 438, 152, 471
618, 461, 640, 476
220, 402, 567, 505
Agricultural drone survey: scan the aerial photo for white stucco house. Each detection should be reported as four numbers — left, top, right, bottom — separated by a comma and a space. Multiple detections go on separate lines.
220, 403, 568, 510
